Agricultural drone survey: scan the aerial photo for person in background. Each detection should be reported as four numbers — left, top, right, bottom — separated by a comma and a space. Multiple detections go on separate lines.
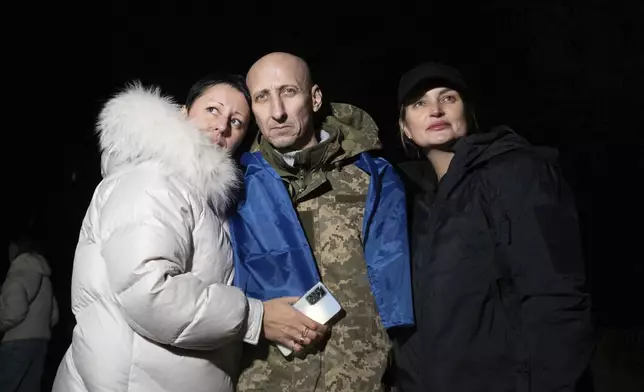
393, 62, 594, 392
0, 236, 59, 392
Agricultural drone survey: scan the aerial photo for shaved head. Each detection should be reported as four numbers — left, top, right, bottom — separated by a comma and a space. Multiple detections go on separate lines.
247, 52, 313, 92
246, 52, 323, 152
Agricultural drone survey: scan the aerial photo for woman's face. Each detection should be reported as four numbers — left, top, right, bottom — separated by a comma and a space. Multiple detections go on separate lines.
185, 83, 251, 152
400, 87, 468, 149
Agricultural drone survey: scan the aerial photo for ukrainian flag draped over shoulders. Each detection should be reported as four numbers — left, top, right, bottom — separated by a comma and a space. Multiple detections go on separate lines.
228, 149, 414, 329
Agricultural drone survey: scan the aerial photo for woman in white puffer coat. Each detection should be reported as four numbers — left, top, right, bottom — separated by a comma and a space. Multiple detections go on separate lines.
52, 74, 264, 392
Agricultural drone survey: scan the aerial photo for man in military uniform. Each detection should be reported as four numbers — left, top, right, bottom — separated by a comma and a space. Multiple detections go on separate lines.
229, 52, 414, 392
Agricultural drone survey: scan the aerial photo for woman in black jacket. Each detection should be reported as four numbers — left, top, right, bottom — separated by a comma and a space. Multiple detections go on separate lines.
393, 62, 594, 392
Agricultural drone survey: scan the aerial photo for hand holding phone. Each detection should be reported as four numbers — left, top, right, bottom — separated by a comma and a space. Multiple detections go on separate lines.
275, 282, 343, 357
262, 297, 328, 353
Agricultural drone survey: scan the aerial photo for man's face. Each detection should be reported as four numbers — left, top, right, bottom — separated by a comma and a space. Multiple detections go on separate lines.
247, 58, 322, 151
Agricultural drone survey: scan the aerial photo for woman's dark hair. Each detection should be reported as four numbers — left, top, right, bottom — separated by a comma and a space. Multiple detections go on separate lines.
185, 73, 252, 111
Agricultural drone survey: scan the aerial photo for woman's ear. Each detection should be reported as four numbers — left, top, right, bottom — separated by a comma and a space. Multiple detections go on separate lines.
399, 119, 412, 140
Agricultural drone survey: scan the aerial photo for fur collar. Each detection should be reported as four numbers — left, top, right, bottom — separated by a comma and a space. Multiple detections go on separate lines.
97, 83, 238, 211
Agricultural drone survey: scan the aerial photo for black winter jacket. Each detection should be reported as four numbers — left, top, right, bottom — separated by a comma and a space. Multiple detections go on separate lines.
394, 128, 594, 392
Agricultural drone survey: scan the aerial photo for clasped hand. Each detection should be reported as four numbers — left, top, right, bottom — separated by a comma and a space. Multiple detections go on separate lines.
262, 297, 328, 352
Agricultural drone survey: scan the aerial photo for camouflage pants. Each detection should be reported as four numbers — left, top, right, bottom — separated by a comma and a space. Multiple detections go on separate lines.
237, 332, 390, 392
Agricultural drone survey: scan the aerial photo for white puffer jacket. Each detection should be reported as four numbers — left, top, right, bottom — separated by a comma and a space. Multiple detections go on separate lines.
52, 85, 263, 392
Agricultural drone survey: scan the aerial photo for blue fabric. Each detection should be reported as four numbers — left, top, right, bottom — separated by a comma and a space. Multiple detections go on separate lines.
230, 151, 414, 328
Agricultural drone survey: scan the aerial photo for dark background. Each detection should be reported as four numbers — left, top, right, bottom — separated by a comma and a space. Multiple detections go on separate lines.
4, 0, 643, 390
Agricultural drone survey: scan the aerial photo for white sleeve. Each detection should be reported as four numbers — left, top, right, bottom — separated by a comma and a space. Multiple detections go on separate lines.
100, 172, 255, 350
243, 298, 264, 345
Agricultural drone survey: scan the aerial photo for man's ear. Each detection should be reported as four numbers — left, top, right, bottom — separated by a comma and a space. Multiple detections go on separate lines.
311, 84, 323, 113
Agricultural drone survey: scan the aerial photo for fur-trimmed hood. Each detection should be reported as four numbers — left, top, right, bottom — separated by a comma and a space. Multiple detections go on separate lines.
97, 83, 239, 209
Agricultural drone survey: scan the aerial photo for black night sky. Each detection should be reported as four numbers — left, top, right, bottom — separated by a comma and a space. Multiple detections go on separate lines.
5, 0, 644, 389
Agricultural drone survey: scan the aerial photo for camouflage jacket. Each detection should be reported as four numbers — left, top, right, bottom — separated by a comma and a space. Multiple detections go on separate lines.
230, 103, 413, 391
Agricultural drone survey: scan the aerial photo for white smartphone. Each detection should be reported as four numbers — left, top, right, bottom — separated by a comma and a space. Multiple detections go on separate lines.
276, 282, 343, 357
